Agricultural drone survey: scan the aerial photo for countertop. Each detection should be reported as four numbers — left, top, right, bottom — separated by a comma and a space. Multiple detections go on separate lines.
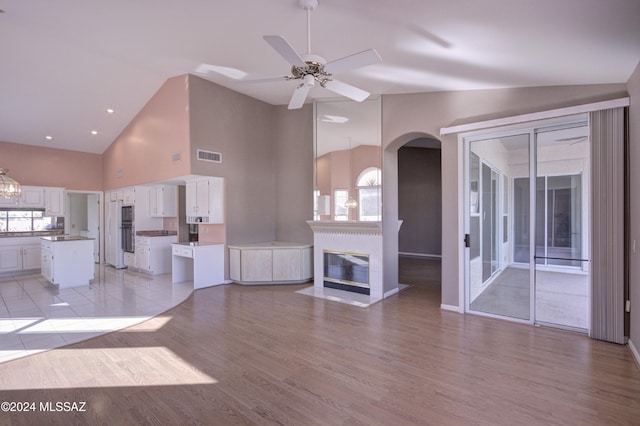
41, 236, 94, 242
171, 242, 222, 247
1, 230, 65, 238
136, 230, 178, 237
227, 241, 312, 249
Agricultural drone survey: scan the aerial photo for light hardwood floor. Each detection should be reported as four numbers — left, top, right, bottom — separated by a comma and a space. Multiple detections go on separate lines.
0, 257, 639, 425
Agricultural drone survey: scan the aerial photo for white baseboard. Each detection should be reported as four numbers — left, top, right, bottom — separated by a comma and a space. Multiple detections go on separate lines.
399, 252, 442, 259
384, 288, 399, 298
440, 304, 462, 313
629, 339, 640, 370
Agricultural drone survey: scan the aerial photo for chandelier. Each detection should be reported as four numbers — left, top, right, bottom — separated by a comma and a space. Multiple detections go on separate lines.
0, 168, 22, 199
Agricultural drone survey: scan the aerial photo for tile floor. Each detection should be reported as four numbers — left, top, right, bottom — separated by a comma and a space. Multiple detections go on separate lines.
0, 264, 193, 364
469, 266, 588, 330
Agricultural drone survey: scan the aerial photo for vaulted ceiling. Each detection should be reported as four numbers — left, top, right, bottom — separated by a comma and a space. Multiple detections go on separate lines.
1, 0, 638, 154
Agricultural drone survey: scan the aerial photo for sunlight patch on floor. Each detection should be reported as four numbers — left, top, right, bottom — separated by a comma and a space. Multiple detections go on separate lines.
0, 347, 218, 390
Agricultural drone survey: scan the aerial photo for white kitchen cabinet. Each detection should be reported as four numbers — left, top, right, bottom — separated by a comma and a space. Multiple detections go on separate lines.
135, 238, 151, 270
0, 186, 45, 208
185, 177, 223, 224
0, 245, 41, 273
149, 185, 177, 217
124, 252, 136, 268
22, 245, 41, 270
0, 196, 19, 207
0, 247, 22, 272
228, 242, 313, 285
134, 235, 177, 275
240, 249, 273, 282
44, 187, 65, 216
132, 187, 163, 231
41, 236, 94, 288
20, 187, 45, 208
123, 188, 135, 205
171, 243, 225, 289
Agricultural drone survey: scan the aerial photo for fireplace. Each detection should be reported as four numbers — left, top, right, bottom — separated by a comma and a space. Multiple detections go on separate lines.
323, 250, 370, 295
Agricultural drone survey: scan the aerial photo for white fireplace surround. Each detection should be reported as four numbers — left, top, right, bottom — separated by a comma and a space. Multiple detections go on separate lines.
306, 221, 384, 304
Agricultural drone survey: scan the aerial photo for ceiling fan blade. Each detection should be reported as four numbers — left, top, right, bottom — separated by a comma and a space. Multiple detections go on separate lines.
263, 35, 307, 68
288, 84, 312, 109
323, 79, 370, 102
324, 49, 381, 75
236, 75, 289, 84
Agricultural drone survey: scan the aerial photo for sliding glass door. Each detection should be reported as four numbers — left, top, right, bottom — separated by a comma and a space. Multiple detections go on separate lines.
465, 118, 590, 332
467, 133, 531, 321
533, 126, 590, 331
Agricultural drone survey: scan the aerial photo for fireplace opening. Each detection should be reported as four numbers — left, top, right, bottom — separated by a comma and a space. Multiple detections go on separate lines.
323, 250, 370, 295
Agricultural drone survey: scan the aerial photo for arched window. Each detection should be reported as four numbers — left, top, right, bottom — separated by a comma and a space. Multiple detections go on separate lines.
357, 167, 382, 221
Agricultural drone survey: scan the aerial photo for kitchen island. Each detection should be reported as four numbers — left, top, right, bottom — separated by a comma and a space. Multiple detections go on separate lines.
41, 236, 95, 288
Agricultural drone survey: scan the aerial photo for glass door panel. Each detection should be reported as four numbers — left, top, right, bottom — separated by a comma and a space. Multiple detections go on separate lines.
467, 134, 530, 321
534, 126, 590, 331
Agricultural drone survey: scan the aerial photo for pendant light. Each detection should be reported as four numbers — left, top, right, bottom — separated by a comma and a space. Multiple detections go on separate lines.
0, 168, 21, 199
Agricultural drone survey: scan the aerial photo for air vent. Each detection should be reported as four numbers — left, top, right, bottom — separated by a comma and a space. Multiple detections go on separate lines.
197, 149, 222, 163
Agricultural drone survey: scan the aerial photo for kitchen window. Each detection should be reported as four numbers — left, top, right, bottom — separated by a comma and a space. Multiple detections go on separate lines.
0, 208, 60, 233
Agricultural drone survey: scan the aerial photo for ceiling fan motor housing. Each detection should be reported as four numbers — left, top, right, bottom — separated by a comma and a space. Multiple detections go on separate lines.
299, 0, 318, 11
290, 53, 331, 85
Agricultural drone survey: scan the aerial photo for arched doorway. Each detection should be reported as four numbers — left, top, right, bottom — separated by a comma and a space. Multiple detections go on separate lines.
383, 132, 442, 305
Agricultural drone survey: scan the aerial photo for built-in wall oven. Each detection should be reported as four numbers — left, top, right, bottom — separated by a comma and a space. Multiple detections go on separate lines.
121, 205, 134, 253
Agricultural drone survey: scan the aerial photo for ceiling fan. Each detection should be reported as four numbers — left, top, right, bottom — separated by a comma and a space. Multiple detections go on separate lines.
242, 0, 382, 109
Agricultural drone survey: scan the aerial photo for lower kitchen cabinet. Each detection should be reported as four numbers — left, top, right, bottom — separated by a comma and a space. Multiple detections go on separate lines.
0, 245, 41, 273
134, 235, 177, 275
228, 242, 313, 285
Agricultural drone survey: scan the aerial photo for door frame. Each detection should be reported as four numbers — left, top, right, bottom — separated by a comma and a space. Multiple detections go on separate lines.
65, 189, 104, 264
460, 114, 591, 328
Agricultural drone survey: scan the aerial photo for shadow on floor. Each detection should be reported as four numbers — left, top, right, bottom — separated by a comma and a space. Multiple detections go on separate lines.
398, 255, 441, 307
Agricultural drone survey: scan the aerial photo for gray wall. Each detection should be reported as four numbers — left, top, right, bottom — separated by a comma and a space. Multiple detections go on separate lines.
381, 84, 628, 307
274, 104, 314, 244
187, 77, 632, 312
188, 75, 277, 244
398, 146, 442, 256
628, 62, 640, 349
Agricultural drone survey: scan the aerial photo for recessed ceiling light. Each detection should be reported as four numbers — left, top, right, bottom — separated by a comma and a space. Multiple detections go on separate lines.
90, 130, 98, 135
106, 108, 115, 114
44, 135, 54, 141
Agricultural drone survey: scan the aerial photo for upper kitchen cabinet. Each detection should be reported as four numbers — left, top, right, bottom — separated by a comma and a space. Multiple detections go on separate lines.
44, 187, 65, 216
107, 187, 135, 205
123, 188, 135, 205
0, 186, 45, 208
186, 177, 223, 224
149, 185, 177, 217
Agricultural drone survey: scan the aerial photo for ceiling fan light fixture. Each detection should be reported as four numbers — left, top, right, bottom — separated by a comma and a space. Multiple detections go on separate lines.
303, 74, 315, 88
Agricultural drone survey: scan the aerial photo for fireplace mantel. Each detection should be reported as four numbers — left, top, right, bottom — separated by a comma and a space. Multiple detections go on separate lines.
306, 221, 382, 235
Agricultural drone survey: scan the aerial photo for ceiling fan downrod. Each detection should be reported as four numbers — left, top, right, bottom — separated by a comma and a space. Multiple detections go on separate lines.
300, 0, 318, 55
